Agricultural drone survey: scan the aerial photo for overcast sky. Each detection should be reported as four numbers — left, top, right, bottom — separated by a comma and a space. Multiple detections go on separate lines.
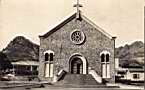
0, 0, 144, 50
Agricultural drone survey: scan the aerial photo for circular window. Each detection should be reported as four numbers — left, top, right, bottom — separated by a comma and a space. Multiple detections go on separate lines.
70, 29, 85, 44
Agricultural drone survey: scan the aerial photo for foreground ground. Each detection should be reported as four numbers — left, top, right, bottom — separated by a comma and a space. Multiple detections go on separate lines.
0, 81, 144, 90
0, 87, 144, 90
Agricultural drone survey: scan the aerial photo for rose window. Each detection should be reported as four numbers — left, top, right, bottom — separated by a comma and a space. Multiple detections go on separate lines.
70, 29, 85, 44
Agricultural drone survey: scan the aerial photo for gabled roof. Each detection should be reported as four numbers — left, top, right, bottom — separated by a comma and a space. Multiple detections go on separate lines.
11, 61, 39, 66
128, 68, 144, 72
39, 11, 115, 39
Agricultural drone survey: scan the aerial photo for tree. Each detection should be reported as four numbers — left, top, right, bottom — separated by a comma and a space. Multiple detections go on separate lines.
0, 51, 12, 72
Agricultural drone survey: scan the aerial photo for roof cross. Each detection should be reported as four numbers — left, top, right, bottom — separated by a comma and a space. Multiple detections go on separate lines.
73, 0, 83, 19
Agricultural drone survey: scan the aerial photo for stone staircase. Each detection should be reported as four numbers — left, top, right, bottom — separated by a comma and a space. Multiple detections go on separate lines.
55, 74, 102, 85
52, 74, 119, 88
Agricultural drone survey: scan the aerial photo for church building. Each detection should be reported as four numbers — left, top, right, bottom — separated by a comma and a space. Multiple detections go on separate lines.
38, 0, 116, 85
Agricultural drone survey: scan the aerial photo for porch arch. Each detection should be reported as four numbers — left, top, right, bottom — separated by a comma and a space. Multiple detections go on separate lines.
69, 53, 87, 74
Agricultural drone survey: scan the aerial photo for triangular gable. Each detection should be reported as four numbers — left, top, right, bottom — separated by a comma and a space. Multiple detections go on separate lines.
39, 12, 114, 39
81, 15, 113, 39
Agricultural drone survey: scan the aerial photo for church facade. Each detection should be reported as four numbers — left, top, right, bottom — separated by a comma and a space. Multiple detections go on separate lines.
38, 12, 116, 84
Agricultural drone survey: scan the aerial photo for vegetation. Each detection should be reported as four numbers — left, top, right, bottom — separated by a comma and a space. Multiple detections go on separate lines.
115, 41, 144, 58
0, 51, 12, 74
115, 41, 144, 67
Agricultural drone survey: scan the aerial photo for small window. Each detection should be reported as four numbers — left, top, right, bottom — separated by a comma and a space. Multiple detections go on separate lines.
50, 53, 53, 61
100, 51, 110, 78
45, 53, 49, 61
101, 54, 105, 62
26, 66, 31, 70
32, 66, 38, 71
121, 75, 124, 78
70, 29, 85, 45
133, 74, 139, 79
106, 54, 109, 62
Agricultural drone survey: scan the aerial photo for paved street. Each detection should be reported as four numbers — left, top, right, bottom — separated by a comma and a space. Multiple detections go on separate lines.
0, 81, 144, 90
0, 84, 144, 90
0, 87, 144, 90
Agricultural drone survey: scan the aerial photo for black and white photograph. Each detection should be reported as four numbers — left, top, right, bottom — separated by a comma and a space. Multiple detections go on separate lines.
0, 0, 144, 90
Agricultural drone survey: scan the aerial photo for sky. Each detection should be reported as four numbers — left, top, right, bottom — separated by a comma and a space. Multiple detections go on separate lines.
0, 0, 144, 50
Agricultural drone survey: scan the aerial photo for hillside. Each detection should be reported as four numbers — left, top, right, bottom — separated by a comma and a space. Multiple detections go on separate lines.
2, 36, 39, 61
1, 36, 144, 66
115, 41, 144, 59
115, 41, 144, 67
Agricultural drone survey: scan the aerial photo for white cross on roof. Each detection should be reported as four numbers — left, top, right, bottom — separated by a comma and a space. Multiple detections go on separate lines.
73, 0, 83, 19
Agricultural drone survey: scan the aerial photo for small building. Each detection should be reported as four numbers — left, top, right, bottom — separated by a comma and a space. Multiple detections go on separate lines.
11, 60, 39, 76
115, 58, 144, 84
126, 68, 144, 82
116, 68, 144, 83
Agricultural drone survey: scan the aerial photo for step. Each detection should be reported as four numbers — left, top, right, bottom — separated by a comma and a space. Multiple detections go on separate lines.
55, 74, 102, 85
46, 84, 120, 88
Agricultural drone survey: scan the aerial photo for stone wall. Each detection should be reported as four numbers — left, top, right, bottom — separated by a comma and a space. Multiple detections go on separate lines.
38, 16, 115, 83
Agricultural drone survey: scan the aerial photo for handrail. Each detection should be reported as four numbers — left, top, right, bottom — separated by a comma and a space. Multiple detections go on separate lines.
89, 70, 102, 83
53, 69, 66, 82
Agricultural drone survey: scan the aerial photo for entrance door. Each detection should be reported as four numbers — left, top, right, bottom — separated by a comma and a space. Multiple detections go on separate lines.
71, 57, 83, 74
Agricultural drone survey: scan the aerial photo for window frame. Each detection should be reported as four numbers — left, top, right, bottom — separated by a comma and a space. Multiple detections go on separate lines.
45, 53, 49, 61
133, 74, 140, 79
100, 51, 111, 78
44, 50, 54, 78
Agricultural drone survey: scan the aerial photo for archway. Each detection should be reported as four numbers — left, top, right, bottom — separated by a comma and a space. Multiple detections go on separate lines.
69, 54, 87, 74
71, 57, 83, 74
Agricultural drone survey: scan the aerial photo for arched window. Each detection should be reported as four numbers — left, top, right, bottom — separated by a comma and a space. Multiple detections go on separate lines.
44, 51, 54, 62
45, 53, 49, 61
101, 54, 105, 62
44, 50, 54, 78
50, 53, 53, 61
100, 51, 110, 78
106, 54, 109, 62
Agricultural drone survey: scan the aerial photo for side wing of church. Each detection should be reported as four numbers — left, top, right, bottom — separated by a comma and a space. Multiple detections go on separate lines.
38, 12, 116, 85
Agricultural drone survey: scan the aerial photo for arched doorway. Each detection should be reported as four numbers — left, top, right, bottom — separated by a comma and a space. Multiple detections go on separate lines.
69, 54, 87, 74
71, 57, 83, 74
